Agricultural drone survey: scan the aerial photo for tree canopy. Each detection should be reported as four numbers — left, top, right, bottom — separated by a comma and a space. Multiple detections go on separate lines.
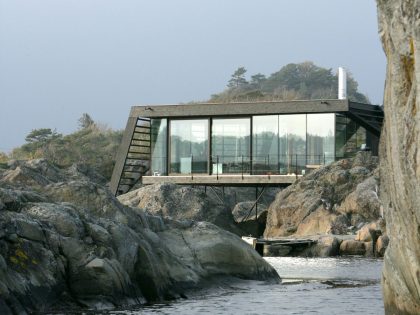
211, 62, 370, 103
25, 128, 61, 143
227, 67, 248, 88
78, 113, 95, 129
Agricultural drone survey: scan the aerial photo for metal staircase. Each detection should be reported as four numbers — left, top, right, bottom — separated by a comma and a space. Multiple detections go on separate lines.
110, 117, 151, 196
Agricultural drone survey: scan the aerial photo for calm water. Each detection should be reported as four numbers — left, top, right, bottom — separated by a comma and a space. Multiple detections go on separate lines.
112, 257, 384, 315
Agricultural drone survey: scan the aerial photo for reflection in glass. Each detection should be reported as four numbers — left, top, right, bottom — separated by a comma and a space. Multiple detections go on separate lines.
253, 115, 278, 174
170, 119, 208, 174
278, 114, 306, 175
307, 114, 335, 165
150, 119, 167, 175
212, 118, 250, 174
335, 114, 347, 159
335, 114, 367, 158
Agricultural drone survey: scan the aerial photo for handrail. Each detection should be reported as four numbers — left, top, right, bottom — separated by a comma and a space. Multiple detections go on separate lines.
150, 153, 335, 176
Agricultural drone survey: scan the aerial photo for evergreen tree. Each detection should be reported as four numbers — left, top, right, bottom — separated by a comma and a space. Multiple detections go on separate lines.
78, 113, 95, 129
250, 73, 266, 89
227, 67, 248, 88
25, 128, 61, 144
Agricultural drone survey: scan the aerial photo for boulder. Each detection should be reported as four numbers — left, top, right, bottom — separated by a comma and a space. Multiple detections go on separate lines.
263, 244, 291, 257
118, 183, 242, 235
377, 1, 420, 313
264, 152, 381, 238
376, 235, 389, 258
355, 221, 382, 242
159, 222, 278, 280
301, 236, 341, 257
339, 240, 366, 256
337, 174, 381, 221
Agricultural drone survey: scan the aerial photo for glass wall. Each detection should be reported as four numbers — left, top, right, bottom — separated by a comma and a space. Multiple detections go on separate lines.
252, 115, 278, 174
170, 119, 208, 174
335, 114, 347, 159
307, 114, 335, 165
278, 114, 306, 175
150, 119, 167, 175
212, 118, 250, 174
335, 114, 367, 158
160, 113, 370, 177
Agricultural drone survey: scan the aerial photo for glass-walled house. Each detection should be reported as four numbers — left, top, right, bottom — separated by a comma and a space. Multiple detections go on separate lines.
110, 99, 383, 196
149, 113, 373, 176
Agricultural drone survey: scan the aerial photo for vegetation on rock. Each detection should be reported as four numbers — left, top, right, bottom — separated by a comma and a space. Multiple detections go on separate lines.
210, 62, 370, 103
8, 114, 122, 180
1, 62, 371, 182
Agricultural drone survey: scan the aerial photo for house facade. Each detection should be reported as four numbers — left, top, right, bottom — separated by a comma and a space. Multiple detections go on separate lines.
110, 99, 382, 196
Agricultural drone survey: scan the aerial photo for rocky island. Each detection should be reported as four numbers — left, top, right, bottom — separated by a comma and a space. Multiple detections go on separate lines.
0, 159, 278, 313
1, 1, 420, 314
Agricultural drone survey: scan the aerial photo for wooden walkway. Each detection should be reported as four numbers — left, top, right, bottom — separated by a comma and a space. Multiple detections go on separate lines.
242, 237, 316, 256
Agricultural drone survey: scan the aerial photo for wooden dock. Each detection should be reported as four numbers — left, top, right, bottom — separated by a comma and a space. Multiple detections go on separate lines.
242, 237, 317, 256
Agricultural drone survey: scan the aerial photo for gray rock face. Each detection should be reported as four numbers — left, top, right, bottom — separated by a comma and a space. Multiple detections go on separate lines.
118, 183, 243, 235
0, 159, 279, 313
376, 1, 420, 314
264, 152, 381, 238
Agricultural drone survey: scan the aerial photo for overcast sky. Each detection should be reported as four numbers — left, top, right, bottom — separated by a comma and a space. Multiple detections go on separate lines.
0, 0, 386, 151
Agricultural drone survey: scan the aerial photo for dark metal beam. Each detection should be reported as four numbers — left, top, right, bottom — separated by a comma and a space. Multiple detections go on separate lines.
345, 112, 382, 137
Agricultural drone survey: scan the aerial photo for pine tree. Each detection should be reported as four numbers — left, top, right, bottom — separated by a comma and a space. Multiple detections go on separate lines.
227, 67, 248, 88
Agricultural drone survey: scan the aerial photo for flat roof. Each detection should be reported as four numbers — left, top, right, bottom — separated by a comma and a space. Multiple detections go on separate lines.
129, 99, 350, 118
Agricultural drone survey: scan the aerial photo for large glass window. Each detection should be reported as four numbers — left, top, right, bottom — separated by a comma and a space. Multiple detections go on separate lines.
278, 114, 306, 175
307, 114, 335, 165
170, 119, 208, 174
335, 114, 347, 159
335, 114, 367, 158
212, 118, 250, 174
252, 115, 279, 174
150, 119, 167, 175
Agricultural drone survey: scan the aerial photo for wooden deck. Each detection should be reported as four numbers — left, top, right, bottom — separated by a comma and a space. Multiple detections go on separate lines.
142, 174, 301, 186
242, 237, 316, 256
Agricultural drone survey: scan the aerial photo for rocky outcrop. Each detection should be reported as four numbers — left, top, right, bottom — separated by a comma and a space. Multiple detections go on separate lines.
264, 152, 381, 238
118, 183, 243, 235
232, 202, 268, 237
298, 235, 341, 257
376, 1, 420, 314
0, 159, 279, 314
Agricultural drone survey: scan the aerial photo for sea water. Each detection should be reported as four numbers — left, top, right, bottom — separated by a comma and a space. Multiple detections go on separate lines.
111, 257, 384, 315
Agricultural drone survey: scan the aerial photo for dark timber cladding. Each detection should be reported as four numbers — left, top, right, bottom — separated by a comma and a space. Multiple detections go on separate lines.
129, 99, 349, 118
110, 99, 383, 196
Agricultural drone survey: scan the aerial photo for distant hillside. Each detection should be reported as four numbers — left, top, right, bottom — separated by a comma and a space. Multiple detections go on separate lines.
210, 61, 370, 103
8, 114, 123, 180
